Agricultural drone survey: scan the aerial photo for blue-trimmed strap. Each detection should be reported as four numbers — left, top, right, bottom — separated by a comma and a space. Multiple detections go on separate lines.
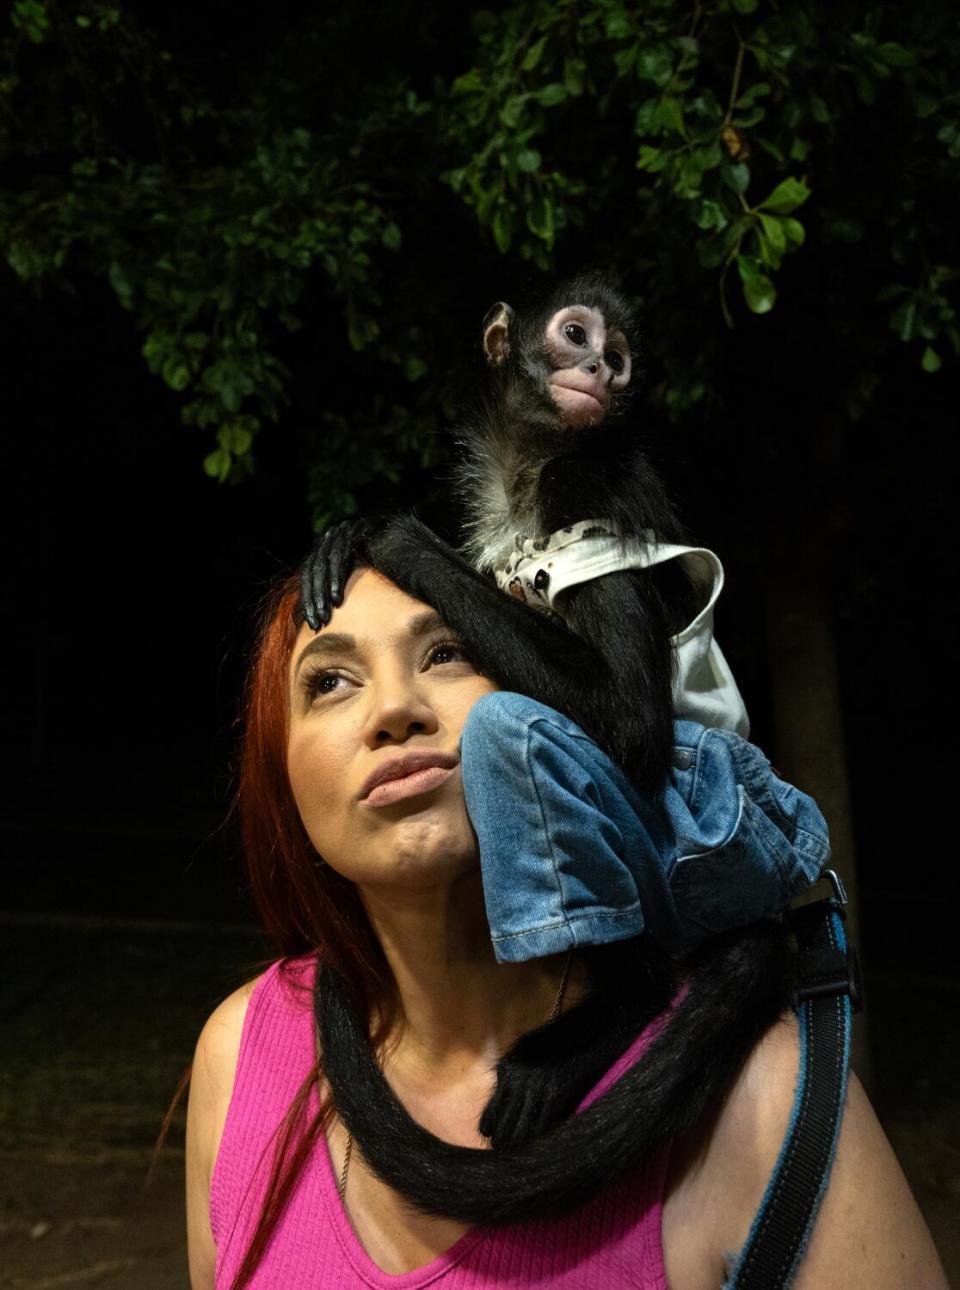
724, 874, 860, 1290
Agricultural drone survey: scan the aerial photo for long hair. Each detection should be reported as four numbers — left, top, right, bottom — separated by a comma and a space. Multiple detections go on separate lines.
157, 570, 398, 1290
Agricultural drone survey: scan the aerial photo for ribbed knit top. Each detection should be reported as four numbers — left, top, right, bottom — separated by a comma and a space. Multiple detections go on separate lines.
210, 954, 671, 1289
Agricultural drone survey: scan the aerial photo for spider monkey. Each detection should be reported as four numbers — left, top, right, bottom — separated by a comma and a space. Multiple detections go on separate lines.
297, 277, 793, 1224
304, 273, 699, 791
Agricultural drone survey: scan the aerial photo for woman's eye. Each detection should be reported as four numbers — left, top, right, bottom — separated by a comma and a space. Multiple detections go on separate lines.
428, 641, 468, 667
564, 322, 587, 346
304, 671, 346, 701
606, 350, 625, 374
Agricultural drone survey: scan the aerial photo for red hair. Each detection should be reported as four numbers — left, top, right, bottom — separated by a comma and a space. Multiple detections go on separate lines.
157, 570, 399, 1289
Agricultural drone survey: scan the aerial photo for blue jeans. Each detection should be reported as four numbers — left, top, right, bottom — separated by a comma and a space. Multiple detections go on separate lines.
460, 692, 830, 964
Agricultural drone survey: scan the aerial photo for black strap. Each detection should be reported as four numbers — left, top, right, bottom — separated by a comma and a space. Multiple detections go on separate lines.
725, 872, 861, 1290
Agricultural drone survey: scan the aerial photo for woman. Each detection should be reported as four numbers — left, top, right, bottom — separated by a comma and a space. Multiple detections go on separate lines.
185, 557, 945, 1289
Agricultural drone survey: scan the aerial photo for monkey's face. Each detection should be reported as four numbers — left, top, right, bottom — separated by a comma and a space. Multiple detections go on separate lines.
543, 305, 631, 430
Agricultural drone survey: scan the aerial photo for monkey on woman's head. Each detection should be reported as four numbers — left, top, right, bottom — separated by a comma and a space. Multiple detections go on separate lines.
481, 274, 637, 434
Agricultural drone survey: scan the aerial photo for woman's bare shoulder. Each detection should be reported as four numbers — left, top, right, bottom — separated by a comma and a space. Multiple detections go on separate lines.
194, 977, 262, 1091
663, 1013, 947, 1290
185, 974, 266, 1290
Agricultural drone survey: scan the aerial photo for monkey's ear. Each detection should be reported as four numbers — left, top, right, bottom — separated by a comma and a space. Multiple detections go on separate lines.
482, 302, 514, 367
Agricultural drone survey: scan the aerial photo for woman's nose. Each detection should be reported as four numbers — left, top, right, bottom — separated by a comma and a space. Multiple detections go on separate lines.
363, 678, 440, 746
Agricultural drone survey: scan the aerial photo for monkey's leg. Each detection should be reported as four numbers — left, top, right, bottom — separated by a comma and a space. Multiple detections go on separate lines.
561, 572, 676, 790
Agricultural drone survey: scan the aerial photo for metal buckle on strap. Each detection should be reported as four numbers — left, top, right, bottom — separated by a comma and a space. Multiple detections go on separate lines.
790, 869, 863, 1012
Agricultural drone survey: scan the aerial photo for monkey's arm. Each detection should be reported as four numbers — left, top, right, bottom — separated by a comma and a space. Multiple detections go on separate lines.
366, 514, 622, 757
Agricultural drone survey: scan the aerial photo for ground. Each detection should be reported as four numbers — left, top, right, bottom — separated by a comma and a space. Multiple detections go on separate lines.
0, 917, 956, 1288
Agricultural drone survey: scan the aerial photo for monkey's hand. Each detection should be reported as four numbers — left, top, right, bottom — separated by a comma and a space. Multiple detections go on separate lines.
299, 519, 366, 631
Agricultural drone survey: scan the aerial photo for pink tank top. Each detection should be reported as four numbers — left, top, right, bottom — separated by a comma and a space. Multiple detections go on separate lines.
210, 954, 671, 1289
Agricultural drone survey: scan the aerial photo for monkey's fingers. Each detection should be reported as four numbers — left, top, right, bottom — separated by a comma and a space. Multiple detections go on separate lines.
309, 529, 337, 628
327, 519, 363, 608
299, 554, 322, 632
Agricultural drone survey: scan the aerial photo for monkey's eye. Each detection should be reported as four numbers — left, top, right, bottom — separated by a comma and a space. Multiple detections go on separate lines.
564, 322, 587, 346
605, 350, 625, 375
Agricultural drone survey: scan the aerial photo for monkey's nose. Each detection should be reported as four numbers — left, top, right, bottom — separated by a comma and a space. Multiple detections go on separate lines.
586, 361, 599, 374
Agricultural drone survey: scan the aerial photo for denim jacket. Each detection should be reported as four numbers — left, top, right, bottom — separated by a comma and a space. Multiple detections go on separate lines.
460, 693, 830, 963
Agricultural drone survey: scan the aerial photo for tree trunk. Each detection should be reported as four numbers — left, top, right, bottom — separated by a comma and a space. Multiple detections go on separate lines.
763, 524, 872, 1088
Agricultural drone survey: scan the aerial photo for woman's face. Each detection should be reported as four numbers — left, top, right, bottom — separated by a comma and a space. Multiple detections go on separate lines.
287, 567, 498, 891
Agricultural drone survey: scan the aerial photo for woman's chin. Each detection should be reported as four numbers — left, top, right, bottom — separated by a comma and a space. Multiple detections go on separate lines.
358, 818, 481, 891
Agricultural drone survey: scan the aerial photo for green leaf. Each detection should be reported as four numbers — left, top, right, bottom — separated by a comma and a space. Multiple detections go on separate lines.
516, 147, 542, 173
737, 255, 777, 313
656, 95, 685, 135
636, 46, 673, 87
218, 422, 254, 455
522, 36, 548, 72
402, 356, 428, 382
757, 176, 810, 213
890, 299, 918, 342
781, 217, 805, 248
613, 46, 637, 76
492, 207, 512, 253
736, 82, 770, 109
500, 97, 525, 128
162, 358, 191, 391
535, 83, 567, 107
697, 199, 728, 231
605, 11, 633, 39
563, 58, 585, 96
637, 144, 668, 173
203, 448, 232, 483
634, 100, 657, 134
877, 42, 915, 68
108, 260, 133, 308
921, 346, 942, 373
722, 162, 751, 194
526, 193, 555, 242
11, 0, 49, 43
810, 94, 830, 125
758, 212, 787, 257
731, 0, 758, 11
381, 222, 402, 250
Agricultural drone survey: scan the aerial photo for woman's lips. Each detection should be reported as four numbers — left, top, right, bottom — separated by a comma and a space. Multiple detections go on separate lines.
361, 764, 457, 807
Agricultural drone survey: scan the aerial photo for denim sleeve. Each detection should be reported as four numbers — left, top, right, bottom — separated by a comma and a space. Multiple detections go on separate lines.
666, 721, 830, 940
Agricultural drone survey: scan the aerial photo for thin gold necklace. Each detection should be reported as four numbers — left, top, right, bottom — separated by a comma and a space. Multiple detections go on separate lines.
336, 950, 574, 1205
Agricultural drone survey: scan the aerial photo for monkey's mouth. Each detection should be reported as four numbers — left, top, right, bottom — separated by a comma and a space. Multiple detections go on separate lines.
548, 381, 609, 429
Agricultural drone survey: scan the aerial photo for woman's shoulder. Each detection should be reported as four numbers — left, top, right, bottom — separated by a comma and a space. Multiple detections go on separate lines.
189, 955, 317, 1167
189, 974, 265, 1182
662, 1013, 947, 1290
661, 1012, 798, 1289
193, 953, 318, 1110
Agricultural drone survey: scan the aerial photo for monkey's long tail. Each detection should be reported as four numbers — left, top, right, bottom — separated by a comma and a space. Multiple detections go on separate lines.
316, 921, 793, 1224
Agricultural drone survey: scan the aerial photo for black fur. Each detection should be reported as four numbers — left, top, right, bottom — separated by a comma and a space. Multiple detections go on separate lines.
316, 921, 793, 1224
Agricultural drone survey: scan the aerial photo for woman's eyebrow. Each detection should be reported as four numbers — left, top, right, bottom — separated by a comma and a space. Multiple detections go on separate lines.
294, 610, 449, 676
295, 632, 357, 675
406, 610, 447, 638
